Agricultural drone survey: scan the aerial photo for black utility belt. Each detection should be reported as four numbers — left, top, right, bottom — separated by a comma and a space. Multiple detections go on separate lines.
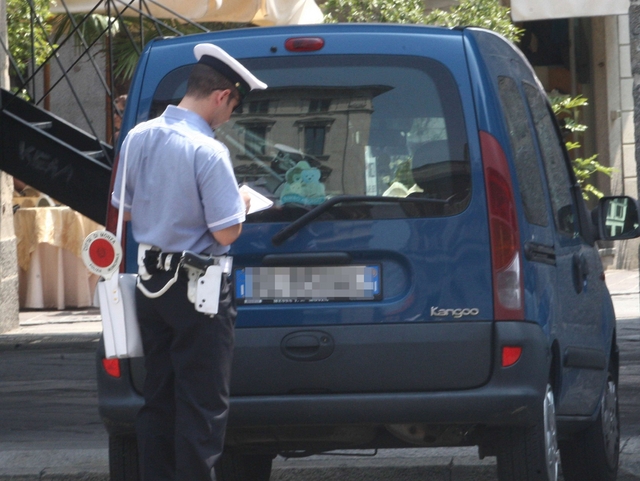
142, 247, 232, 276
137, 246, 231, 314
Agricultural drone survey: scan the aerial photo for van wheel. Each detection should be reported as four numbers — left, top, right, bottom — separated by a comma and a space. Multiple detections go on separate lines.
559, 370, 619, 481
496, 383, 559, 481
109, 434, 139, 481
214, 449, 273, 481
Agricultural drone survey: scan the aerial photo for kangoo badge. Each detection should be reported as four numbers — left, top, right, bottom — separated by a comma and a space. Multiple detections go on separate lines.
82, 230, 122, 279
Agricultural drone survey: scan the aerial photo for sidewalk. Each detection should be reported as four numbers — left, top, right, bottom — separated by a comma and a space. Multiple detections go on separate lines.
0, 308, 102, 347
16, 308, 102, 336
605, 268, 640, 319
605, 268, 640, 297
0, 270, 638, 480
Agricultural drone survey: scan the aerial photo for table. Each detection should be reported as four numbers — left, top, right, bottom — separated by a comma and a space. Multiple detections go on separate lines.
13, 206, 104, 309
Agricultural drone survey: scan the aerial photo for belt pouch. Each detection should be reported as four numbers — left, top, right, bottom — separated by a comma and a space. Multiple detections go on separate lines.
195, 265, 222, 315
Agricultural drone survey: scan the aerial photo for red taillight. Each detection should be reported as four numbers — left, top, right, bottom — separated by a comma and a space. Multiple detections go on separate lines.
502, 346, 523, 367
102, 358, 121, 378
480, 131, 524, 321
285, 37, 325, 52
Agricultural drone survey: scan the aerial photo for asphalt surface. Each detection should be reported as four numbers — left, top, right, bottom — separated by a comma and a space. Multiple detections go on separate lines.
0, 269, 638, 480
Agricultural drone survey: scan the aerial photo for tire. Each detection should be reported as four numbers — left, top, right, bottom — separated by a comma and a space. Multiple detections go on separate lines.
109, 434, 139, 481
215, 449, 273, 481
559, 370, 620, 481
496, 383, 560, 481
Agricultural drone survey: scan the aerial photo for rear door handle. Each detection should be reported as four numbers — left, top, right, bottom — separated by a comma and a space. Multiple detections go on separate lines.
281, 331, 335, 361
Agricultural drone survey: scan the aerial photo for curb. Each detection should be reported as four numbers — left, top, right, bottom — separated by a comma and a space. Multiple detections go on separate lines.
0, 333, 100, 350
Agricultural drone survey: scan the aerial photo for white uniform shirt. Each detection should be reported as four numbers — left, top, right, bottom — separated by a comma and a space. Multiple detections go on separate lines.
111, 105, 245, 256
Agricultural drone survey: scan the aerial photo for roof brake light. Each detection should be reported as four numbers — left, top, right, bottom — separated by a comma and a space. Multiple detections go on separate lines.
285, 37, 325, 52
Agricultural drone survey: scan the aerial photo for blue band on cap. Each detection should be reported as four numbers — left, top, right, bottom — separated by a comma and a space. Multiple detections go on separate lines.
197, 55, 250, 99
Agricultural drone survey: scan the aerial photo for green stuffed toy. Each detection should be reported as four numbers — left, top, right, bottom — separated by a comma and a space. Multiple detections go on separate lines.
280, 161, 326, 206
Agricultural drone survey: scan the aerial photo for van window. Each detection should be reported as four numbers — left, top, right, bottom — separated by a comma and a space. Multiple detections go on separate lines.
523, 83, 577, 237
497, 76, 548, 227
148, 55, 470, 222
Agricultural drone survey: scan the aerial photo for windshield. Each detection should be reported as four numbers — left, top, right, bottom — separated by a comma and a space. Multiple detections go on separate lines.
149, 54, 470, 222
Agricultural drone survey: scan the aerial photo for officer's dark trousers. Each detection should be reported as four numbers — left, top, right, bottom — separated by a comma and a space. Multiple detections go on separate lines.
135, 270, 236, 481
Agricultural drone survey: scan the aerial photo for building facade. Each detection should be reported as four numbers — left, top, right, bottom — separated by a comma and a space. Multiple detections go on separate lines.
508, 0, 638, 268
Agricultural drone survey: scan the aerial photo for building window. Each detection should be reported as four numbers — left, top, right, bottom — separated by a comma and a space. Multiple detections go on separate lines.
309, 99, 331, 113
245, 125, 267, 156
249, 100, 270, 114
294, 118, 334, 159
304, 126, 326, 156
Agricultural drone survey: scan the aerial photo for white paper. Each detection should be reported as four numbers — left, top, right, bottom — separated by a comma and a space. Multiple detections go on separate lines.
239, 184, 274, 215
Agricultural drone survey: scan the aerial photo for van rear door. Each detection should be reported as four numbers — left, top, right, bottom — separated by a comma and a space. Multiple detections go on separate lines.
141, 27, 495, 397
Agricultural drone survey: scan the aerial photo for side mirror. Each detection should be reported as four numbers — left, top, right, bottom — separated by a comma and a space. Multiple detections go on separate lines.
593, 196, 640, 240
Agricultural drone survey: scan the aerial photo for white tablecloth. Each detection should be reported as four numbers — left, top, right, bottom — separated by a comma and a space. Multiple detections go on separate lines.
14, 206, 103, 309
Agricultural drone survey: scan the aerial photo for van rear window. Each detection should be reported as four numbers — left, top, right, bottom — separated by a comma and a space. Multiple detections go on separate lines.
149, 55, 470, 221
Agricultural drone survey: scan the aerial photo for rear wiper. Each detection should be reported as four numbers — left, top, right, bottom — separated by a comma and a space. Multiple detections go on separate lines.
271, 195, 449, 246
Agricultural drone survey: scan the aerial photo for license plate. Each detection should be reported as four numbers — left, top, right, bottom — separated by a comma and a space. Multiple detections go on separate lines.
235, 265, 381, 304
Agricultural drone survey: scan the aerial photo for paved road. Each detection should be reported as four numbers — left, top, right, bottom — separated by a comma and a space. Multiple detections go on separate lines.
0, 271, 639, 480
0, 339, 104, 451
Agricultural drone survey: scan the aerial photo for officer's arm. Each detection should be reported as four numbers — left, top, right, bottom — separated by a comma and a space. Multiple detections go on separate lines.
212, 224, 242, 246
211, 192, 249, 245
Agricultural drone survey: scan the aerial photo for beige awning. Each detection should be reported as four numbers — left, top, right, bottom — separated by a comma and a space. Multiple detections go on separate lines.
50, 0, 324, 26
511, 0, 629, 22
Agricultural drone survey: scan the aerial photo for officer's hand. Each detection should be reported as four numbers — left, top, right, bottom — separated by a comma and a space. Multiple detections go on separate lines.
241, 191, 251, 214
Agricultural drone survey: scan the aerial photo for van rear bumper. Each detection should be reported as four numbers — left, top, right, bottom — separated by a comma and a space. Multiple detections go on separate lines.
98, 321, 550, 435
229, 321, 550, 427
230, 385, 542, 427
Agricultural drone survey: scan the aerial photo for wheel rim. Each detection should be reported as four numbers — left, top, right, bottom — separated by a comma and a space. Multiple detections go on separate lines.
543, 384, 560, 481
601, 376, 620, 466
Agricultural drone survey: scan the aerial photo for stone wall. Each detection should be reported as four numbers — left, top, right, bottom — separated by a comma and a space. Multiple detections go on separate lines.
33, 42, 107, 143
0, 173, 18, 333
0, 0, 19, 333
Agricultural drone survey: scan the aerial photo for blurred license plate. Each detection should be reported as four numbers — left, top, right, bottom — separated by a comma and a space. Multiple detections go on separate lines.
235, 265, 381, 304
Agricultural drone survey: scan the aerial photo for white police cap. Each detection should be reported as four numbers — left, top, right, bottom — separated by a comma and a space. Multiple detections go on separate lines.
193, 43, 267, 99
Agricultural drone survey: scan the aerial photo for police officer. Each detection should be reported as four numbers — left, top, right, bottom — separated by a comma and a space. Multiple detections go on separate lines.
111, 43, 267, 481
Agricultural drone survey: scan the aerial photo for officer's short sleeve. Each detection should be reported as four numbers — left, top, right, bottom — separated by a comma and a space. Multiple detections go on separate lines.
196, 144, 245, 232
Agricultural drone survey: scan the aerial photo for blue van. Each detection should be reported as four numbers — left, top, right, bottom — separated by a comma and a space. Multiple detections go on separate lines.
98, 23, 640, 481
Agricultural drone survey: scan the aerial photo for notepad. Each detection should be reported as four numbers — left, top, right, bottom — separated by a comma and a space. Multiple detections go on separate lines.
239, 185, 274, 215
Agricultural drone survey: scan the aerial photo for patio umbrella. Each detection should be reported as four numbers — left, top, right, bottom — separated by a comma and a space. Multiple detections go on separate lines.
50, 0, 324, 26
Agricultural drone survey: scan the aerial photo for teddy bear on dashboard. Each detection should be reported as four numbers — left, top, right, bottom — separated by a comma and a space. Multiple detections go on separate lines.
280, 160, 326, 206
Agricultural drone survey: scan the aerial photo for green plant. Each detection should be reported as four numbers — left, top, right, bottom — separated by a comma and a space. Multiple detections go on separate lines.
323, 0, 427, 24
550, 94, 613, 200
323, 0, 524, 43
6, 0, 56, 80
423, 0, 523, 43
